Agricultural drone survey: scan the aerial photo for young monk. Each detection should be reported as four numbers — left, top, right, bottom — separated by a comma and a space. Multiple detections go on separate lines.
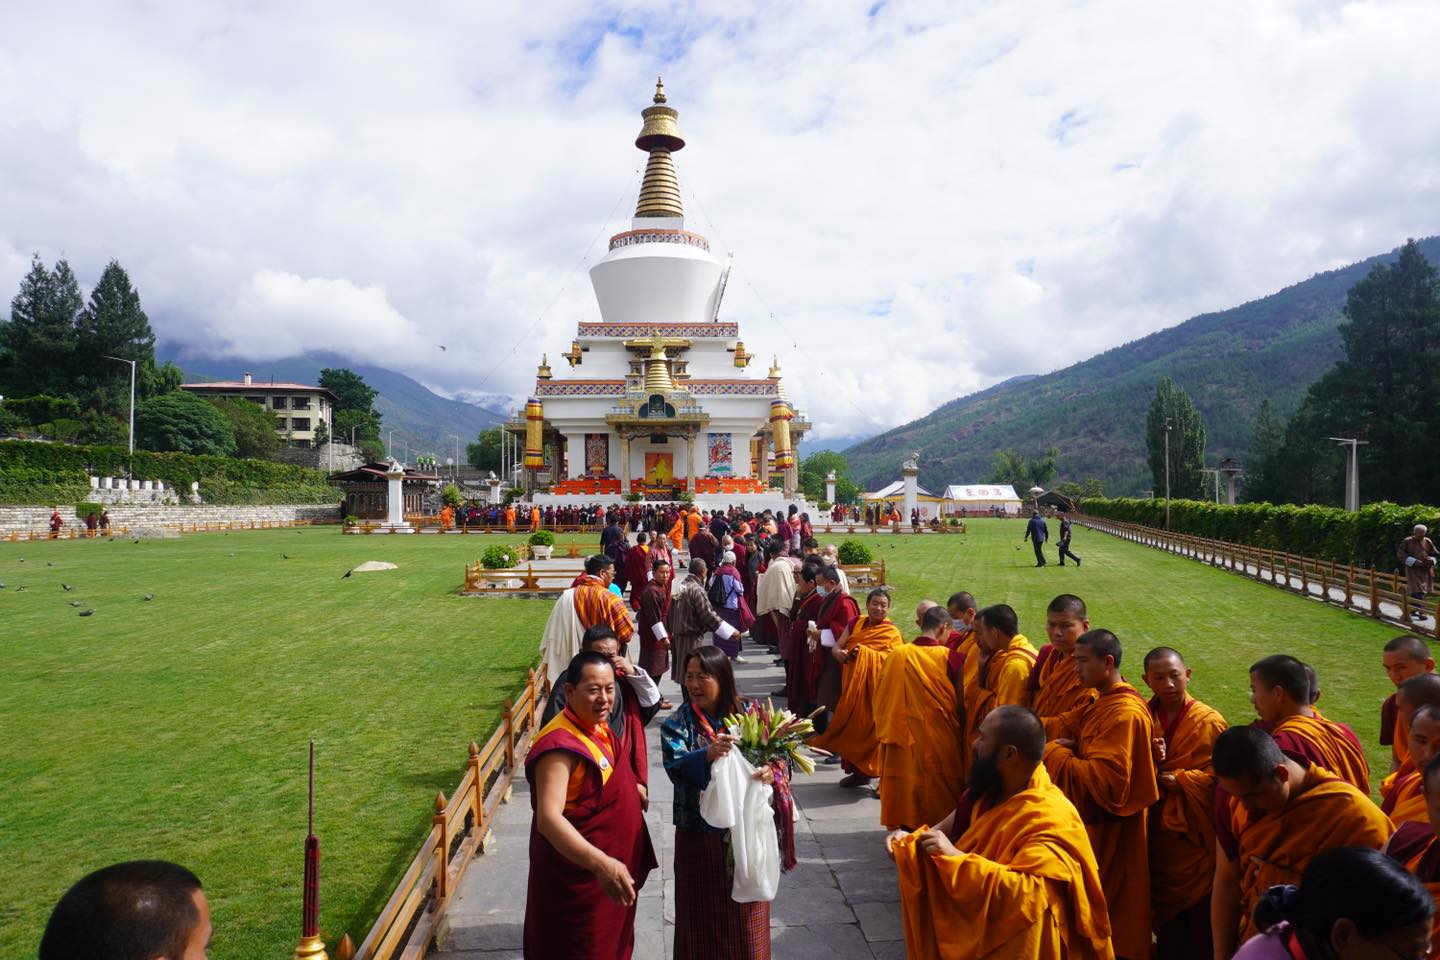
1027, 594, 1098, 719
1249, 653, 1371, 793
1043, 629, 1160, 960
1211, 724, 1392, 958
809, 587, 904, 788
1385, 753, 1440, 954
945, 590, 977, 651
524, 651, 657, 958
972, 604, 1039, 712
887, 705, 1115, 960
1383, 681, 1440, 825
1384, 635, 1437, 778
874, 605, 966, 831
943, 593, 983, 782
1141, 647, 1228, 960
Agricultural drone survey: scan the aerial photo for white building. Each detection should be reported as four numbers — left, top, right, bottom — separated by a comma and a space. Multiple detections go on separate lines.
505, 80, 809, 508
180, 373, 337, 447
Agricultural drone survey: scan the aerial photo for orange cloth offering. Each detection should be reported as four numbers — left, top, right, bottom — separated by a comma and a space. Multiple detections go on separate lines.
1043, 684, 1160, 960
875, 644, 966, 830
1148, 696, 1228, 929
893, 765, 1114, 960
809, 616, 904, 777
1027, 644, 1097, 719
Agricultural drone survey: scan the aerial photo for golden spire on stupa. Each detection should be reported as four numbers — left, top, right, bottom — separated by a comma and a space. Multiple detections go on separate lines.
642, 335, 677, 394
633, 77, 685, 219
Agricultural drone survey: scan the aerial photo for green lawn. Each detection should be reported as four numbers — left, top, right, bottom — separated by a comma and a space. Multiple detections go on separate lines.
0, 528, 597, 959
1, 519, 1420, 957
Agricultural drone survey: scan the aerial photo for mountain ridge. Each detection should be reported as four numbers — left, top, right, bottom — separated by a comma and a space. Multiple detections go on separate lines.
842, 236, 1440, 494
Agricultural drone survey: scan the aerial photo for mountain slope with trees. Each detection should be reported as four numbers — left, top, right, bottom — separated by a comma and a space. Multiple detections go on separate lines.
842, 237, 1440, 495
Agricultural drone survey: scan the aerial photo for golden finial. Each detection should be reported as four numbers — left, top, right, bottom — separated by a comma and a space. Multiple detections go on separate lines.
562, 339, 584, 367
634, 79, 685, 218
768, 356, 782, 379
653, 76, 667, 104
730, 340, 752, 368
537, 354, 553, 380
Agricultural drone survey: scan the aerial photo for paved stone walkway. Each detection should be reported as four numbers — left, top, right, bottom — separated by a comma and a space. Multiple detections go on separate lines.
434, 656, 904, 959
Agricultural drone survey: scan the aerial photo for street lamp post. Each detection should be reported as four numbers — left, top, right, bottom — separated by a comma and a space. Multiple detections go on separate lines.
1329, 438, 1369, 511
102, 355, 137, 456
1163, 417, 1173, 529
447, 434, 461, 482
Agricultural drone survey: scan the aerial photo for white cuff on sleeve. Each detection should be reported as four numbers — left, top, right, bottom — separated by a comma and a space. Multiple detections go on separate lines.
651, 621, 669, 640
820, 628, 836, 648
715, 621, 737, 641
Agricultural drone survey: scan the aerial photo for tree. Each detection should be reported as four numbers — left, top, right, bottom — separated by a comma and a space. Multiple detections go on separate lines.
467, 427, 503, 472
0, 255, 84, 397
1056, 478, 1104, 500
1145, 377, 1206, 500
322, 367, 382, 451
798, 450, 861, 503
135, 391, 236, 456
983, 447, 1059, 491
1241, 398, 1286, 503
212, 398, 282, 460
74, 260, 158, 413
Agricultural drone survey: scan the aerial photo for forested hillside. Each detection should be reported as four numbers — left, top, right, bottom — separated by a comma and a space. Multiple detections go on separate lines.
844, 237, 1440, 494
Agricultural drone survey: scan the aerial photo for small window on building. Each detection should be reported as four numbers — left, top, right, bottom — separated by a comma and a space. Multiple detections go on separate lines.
292, 418, 311, 431
292, 397, 312, 410
272, 396, 288, 409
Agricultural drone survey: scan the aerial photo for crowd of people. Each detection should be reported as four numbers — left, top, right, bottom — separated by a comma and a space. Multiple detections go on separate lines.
527, 512, 1440, 960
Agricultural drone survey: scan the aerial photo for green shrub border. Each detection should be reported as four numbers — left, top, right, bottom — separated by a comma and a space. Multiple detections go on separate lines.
1080, 496, 1440, 570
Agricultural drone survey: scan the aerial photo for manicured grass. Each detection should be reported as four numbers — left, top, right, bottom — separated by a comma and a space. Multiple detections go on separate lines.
836, 519, 1414, 777
2, 519, 1420, 957
0, 528, 597, 959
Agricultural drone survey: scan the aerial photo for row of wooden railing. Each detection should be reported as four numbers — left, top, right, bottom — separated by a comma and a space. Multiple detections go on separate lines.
2, 517, 331, 542
462, 558, 889, 594
812, 522, 968, 534
1080, 515, 1439, 636
330, 663, 551, 960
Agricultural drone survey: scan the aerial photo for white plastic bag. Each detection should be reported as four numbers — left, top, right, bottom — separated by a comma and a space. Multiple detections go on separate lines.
698, 748, 781, 902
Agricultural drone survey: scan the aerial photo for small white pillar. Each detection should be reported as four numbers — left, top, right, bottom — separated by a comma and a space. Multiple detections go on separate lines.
825, 470, 837, 505
141, 480, 152, 492
385, 459, 413, 532
901, 453, 920, 526
89, 476, 99, 490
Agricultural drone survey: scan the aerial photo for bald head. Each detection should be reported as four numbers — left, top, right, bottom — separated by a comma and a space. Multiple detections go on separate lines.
915, 599, 939, 624
1399, 673, 1440, 719
985, 705, 1047, 764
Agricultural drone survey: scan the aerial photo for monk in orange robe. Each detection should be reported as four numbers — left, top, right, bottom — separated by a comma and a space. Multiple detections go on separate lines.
888, 706, 1114, 960
1043, 629, 1159, 960
1140, 647, 1227, 960
1250, 654, 1371, 793
875, 605, 966, 831
1385, 753, 1440, 954
937, 595, 980, 782
1210, 724, 1392, 957
962, 604, 1038, 762
1383, 635, 1436, 785
1028, 594, 1098, 720
809, 587, 904, 785
1384, 696, 1440, 826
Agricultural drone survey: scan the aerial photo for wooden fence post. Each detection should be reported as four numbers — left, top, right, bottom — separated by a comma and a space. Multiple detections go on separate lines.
433, 791, 450, 901
1344, 571, 1353, 608
469, 741, 484, 839
503, 698, 516, 772
1369, 575, 1380, 620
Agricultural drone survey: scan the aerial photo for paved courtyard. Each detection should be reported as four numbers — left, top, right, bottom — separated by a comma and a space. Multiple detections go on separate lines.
434, 655, 905, 959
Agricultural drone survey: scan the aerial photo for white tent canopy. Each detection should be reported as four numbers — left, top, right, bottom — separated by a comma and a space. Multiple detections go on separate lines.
941, 483, 1023, 515
861, 479, 936, 500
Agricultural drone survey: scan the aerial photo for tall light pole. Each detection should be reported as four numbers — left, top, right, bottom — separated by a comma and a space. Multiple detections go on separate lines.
1329, 438, 1369, 511
447, 434, 461, 481
387, 429, 394, 461
1162, 417, 1173, 528
102, 355, 137, 456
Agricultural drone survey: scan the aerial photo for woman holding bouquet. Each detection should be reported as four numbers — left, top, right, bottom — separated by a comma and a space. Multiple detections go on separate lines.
662, 646, 779, 959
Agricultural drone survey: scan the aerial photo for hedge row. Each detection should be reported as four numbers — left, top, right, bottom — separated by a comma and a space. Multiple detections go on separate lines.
0, 439, 341, 507
1079, 497, 1440, 570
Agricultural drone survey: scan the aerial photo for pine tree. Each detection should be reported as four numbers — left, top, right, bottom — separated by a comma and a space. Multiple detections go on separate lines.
1, 255, 83, 396
1241, 398, 1285, 502
1146, 377, 1206, 500
75, 260, 159, 414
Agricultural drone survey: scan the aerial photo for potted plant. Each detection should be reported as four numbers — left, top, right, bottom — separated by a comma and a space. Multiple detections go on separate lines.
528, 529, 556, 559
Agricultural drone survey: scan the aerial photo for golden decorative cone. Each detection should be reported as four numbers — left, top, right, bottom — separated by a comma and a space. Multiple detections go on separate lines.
633, 78, 685, 219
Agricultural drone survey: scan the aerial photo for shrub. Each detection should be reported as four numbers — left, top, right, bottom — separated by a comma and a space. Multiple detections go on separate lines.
817, 500, 832, 511
481, 544, 520, 569
441, 483, 463, 508
836, 540, 873, 565
75, 501, 102, 520
1079, 496, 1440, 570
528, 530, 556, 547
624, 492, 644, 503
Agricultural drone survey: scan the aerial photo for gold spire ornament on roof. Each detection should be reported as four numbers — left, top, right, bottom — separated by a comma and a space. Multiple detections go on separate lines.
768, 356, 782, 379
537, 354, 553, 380
562, 340, 584, 367
634, 77, 685, 219
730, 340, 752, 368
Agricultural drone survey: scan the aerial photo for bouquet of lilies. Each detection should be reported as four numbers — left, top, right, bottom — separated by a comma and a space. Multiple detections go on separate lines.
722, 699, 817, 775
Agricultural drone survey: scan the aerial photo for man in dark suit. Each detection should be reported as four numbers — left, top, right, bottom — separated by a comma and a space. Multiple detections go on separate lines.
1024, 511, 1049, 567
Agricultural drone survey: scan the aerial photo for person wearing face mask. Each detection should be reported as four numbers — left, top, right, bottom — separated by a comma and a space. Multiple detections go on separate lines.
886, 706, 1114, 960
1041, 629, 1160, 960
524, 651, 657, 959
805, 565, 861, 732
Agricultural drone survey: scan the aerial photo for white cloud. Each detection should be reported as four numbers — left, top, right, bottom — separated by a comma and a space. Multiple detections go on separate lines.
2, 0, 1438, 441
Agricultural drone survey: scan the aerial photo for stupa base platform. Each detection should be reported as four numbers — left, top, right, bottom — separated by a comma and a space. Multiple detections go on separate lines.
528, 492, 811, 514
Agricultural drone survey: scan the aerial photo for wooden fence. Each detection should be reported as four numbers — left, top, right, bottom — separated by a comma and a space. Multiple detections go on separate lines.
1079, 514, 1439, 636
332, 663, 551, 960
3, 517, 330, 542
812, 522, 968, 535
462, 558, 888, 595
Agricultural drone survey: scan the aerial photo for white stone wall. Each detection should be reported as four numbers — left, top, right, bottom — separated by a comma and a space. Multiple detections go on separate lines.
0, 503, 339, 536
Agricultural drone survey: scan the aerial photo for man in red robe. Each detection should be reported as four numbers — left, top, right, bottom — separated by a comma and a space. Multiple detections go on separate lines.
622, 532, 656, 603
786, 559, 825, 715
807, 564, 862, 734
524, 651, 657, 959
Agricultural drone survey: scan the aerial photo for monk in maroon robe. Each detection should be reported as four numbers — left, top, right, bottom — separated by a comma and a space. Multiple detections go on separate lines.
524, 652, 657, 959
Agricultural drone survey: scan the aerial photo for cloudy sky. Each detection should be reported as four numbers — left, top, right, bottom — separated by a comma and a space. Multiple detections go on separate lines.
3, 1, 1438, 443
